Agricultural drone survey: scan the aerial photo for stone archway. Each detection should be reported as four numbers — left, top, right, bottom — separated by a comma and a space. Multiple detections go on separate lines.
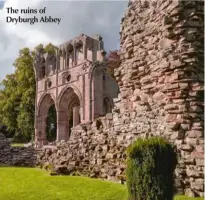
35, 93, 57, 145
46, 104, 57, 142
103, 97, 112, 114
57, 87, 81, 141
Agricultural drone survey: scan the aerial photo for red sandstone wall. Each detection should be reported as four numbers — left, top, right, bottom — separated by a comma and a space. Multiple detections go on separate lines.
114, 0, 204, 197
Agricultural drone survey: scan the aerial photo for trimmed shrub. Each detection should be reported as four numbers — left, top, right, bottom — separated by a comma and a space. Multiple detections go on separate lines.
126, 137, 177, 200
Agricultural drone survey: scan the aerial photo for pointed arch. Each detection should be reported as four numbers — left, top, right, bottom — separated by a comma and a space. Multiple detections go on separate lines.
58, 84, 82, 109
103, 95, 113, 114
57, 86, 82, 141
35, 92, 57, 144
37, 92, 57, 116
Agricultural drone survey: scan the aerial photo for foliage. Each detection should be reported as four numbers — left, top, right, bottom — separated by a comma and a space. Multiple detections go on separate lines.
15, 48, 36, 141
0, 168, 202, 200
106, 50, 121, 79
126, 137, 177, 200
0, 43, 57, 142
44, 43, 58, 54
0, 74, 20, 131
93, 50, 120, 80
0, 49, 34, 142
0, 124, 15, 138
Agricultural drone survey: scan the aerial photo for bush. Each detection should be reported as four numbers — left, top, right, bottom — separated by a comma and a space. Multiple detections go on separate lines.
0, 124, 15, 138
126, 137, 177, 200
12, 132, 30, 143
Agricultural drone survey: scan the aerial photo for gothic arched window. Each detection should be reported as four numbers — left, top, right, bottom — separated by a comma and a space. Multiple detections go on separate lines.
103, 97, 112, 114
42, 65, 46, 78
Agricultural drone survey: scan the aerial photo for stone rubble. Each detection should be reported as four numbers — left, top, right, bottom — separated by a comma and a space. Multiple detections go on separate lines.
38, 122, 127, 183
0, 133, 37, 167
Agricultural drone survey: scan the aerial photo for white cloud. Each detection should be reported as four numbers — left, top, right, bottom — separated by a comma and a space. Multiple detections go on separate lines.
0, 0, 128, 80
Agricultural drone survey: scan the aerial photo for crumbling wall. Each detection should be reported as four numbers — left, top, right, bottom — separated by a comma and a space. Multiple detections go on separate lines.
0, 133, 11, 165
0, 133, 37, 167
38, 121, 126, 182
38, 0, 204, 197
114, 0, 204, 197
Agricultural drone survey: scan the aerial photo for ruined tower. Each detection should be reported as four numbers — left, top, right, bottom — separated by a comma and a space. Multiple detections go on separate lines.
33, 34, 119, 144
114, 0, 204, 197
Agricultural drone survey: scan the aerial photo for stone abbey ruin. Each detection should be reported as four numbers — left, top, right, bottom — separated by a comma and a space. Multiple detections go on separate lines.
33, 34, 119, 144
0, 0, 204, 198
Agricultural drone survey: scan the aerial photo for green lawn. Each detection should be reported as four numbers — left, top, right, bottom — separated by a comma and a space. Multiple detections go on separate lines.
0, 167, 203, 200
11, 143, 25, 147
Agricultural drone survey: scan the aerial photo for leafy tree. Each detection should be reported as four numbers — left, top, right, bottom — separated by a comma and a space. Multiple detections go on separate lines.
126, 137, 177, 200
0, 74, 20, 131
0, 43, 57, 142
0, 124, 15, 138
44, 43, 58, 54
15, 48, 36, 141
0, 48, 35, 142
106, 50, 121, 79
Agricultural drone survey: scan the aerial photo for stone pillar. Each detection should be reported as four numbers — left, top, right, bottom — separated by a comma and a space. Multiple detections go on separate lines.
65, 52, 68, 69
43, 115, 47, 143
63, 54, 66, 70
83, 73, 91, 121
67, 53, 70, 69
79, 75, 85, 122
92, 67, 104, 119
57, 110, 68, 141
73, 106, 80, 127
83, 39, 87, 60
36, 115, 47, 145
73, 43, 76, 65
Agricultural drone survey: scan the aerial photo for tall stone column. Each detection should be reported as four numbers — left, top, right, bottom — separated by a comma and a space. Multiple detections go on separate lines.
73, 106, 80, 127
36, 115, 47, 146
65, 52, 68, 69
35, 116, 40, 144
41, 115, 47, 144
57, 110, 68, 142
73, 42, 76, 64
92, 67, 104, 119
79, 75, 85, 122
83, 39, 87, 60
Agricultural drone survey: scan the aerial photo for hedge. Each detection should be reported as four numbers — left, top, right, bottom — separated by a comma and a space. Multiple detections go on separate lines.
126, 137, 177, 200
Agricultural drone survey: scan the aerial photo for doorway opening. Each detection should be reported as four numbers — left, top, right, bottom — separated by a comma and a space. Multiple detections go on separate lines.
46, 104, 57, 142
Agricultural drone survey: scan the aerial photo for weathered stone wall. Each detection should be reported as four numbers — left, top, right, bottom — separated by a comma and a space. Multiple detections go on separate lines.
0, 133, 11, 165
37, 0, 204, 197
0, 133, 37, 167
114, 0, 204, 197
38, 122, 126, 181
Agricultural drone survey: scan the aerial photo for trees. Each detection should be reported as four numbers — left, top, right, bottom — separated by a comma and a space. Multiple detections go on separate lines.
0, 44, 118, 142
15, 48, 36, 141
0, 44, 56, 142
126, 137, 177, 200
0, 48, 35, 142
106, 50, 121, 79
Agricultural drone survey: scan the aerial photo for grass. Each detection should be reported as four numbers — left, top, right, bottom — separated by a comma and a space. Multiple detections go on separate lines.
11, 143, 25, 147
0, 167, 203, 200
176, 197, 203, 200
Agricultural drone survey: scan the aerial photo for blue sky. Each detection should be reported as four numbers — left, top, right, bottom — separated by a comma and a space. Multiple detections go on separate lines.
0, 1, 4, 9
0, 0, 128, 82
